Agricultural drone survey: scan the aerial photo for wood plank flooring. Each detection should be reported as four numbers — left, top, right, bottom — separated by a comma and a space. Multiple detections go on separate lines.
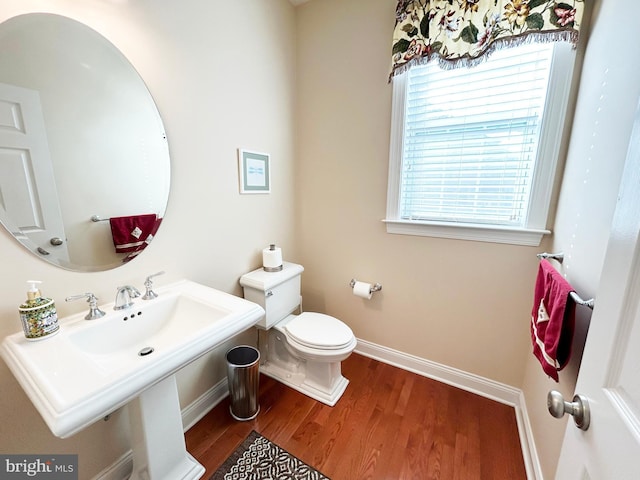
185, 353, 527, 479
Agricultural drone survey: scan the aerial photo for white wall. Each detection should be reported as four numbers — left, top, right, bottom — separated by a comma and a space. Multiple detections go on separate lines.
0, 1, 297, 478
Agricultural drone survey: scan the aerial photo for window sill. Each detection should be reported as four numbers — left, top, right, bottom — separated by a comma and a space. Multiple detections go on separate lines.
383, 219, 550, 246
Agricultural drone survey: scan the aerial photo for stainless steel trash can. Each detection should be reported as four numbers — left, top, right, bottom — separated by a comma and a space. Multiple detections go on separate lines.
226, 345, 260, 421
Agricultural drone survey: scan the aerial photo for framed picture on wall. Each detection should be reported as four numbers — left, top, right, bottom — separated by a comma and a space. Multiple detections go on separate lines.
238, 149, 271, 194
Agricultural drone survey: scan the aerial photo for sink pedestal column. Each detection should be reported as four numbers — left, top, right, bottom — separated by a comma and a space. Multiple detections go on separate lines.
128, 375, 205, 480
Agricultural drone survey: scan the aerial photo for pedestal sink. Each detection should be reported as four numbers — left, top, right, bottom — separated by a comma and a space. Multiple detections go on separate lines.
1, 279, 265, 480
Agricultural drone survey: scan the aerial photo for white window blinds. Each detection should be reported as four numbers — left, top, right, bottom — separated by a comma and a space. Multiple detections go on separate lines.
400, 43, 555, 227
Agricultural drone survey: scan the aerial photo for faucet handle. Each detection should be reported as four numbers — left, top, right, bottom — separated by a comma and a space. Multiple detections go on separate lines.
66, 292, 106, 320
143, 271, 165, 300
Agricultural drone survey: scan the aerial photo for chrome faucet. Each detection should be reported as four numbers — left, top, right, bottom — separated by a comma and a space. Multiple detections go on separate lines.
114, 285, 141, 310
66, 292, 106, 320
142, 271, 165, 300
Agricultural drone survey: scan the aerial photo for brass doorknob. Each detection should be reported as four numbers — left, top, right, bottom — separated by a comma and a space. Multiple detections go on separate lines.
547, 390, 590, 430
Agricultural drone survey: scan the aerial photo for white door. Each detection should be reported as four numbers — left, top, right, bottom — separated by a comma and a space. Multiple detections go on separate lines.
555, 99, 640, 478
0, 82, 68, 261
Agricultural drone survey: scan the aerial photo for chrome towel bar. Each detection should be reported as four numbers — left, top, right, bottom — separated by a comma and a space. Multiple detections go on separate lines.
537, 252, 594, 309
537, 252, 564, 262
569, 292, 594, 310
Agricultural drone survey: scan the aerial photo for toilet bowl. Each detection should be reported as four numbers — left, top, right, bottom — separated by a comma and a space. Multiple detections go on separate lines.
240, 263, 357, 406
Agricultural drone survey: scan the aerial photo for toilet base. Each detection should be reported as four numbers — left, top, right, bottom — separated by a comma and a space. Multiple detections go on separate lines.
260, 360, 349, 407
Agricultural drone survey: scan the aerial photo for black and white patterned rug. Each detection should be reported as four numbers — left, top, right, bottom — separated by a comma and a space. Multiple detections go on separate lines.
210, 430, 330, 480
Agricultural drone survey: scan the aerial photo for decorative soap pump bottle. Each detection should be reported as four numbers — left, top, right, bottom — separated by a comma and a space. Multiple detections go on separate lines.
18, 280, 59, 341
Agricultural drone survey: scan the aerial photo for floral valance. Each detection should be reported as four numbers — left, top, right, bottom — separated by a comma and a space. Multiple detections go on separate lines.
390, 0, 584, 79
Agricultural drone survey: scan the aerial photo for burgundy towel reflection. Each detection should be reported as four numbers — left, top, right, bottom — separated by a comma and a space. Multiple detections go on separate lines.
109, 214, 160, 253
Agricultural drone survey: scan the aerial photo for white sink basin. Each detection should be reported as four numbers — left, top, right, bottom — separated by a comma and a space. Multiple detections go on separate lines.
1, 279, 265, 439
69, 294, 229, 357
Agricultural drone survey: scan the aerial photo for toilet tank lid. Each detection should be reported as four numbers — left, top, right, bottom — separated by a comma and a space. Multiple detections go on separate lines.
239, 262, 304, 291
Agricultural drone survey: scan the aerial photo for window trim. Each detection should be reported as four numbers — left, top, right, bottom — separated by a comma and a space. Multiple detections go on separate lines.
385, 43, 577, 246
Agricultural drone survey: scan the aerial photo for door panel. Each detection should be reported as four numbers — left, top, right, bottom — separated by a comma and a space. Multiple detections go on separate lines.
0, 82, 68, 260
555, 99, 640, 479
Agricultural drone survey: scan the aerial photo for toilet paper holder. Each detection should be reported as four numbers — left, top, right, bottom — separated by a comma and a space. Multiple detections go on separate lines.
349, 279, 382, 294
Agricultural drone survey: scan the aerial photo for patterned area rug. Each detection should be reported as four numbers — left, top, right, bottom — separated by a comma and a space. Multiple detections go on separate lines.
210, 430, 330, 480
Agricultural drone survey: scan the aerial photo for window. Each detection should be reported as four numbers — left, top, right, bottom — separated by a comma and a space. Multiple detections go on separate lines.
385, 42, 576, 246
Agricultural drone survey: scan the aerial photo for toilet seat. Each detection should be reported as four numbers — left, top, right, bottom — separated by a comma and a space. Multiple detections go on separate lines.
284, 312, 354, 350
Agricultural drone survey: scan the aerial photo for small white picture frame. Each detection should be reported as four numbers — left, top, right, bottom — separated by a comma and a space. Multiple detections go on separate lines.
238, 149, 271, 194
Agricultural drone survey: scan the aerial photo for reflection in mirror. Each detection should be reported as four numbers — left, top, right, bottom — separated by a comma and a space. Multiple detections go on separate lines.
0, 13, 170, 271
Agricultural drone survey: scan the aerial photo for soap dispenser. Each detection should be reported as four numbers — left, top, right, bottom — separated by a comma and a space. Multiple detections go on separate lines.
18, 280, 59, 340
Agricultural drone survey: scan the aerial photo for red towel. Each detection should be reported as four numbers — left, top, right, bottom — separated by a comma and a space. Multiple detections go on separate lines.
530, 260, 576, 382
122, 218, 162, 262
109, 214, 159, 253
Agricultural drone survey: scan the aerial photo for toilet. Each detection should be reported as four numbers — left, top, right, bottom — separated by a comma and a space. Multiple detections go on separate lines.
240, 262, 357, 406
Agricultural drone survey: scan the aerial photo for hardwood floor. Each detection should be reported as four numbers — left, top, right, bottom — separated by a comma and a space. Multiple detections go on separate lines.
186, 353, 527, 479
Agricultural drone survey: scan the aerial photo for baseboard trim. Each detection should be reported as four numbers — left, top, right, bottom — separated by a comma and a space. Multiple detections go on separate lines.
181, 379, 229, 431
92, 451, 130, 480
355, 339, 520, 405
354, 339, 542, 480
95, 339, 541, 480
515, 390, 545, 480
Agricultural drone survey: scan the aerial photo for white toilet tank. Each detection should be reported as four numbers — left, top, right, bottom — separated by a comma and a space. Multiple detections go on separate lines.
240, 262, 304, 329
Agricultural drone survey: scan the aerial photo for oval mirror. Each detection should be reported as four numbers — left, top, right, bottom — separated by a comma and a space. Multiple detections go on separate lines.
0, 13, 170, 271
